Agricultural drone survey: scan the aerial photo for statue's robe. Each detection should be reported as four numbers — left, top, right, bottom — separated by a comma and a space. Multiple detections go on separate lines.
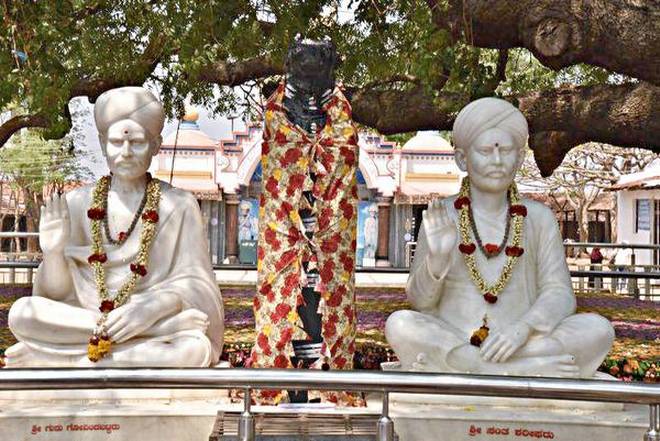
7, 181, 224, 366
387, 196, 614, 377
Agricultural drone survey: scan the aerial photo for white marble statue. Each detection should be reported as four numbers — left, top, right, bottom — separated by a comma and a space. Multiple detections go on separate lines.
363, 203, 378, 260
238, 200, 258, 242
386, 98, 614, 378
5, 87, 224, 367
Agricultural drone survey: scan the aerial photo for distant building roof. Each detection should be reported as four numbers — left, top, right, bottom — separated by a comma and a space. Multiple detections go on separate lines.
161, 110, 216, 149
610, 162, 660, 190
402, 131, 453, 153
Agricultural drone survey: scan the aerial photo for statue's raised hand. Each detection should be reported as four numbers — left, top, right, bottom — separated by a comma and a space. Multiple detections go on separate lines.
422, 199, 458, 264
39, 193, 70, 255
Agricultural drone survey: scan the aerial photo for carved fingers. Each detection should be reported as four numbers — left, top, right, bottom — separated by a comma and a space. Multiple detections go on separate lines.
39, 193, 70, 254
480, 322, 531, 363
105, 303, 154, 343
41, 192, 69, 223
423, 199, 458, 257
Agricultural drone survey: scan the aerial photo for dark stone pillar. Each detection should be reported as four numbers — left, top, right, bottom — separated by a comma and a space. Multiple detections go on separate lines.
224, 193, 240, 264
376, 196, 392, 267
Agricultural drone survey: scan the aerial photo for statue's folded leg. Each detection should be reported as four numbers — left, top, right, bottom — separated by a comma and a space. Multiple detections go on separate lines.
6, 330, 212, 368
546, 313, 615, 377
95, 330, 213, 367
385, 310, 464, 371
9, 296, 100, 346
7, 297, 213, 367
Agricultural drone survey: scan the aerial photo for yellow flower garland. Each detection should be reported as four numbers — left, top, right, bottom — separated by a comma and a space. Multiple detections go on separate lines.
457, 178, 524, 303
86, 176, 161, 362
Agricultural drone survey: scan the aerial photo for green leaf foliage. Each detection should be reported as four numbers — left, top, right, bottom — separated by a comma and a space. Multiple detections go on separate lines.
0, 1, 618, 137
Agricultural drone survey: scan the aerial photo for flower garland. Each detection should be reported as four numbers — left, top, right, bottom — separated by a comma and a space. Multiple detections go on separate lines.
454, 178, 527, 347
86, 175, 161, 362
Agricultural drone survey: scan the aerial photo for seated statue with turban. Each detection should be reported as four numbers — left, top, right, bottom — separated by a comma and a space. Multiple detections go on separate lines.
386, 98, 613, 378
5, 87, 224, 367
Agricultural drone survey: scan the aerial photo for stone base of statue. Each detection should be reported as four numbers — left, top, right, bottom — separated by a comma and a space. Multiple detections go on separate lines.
387, 398, 647, 441
0, 388, 383, 441
1, 385, 648, 441
0, 388, 232, 441
379, 363, 647, 441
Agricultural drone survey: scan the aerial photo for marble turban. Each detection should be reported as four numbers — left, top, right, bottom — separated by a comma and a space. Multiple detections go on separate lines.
94, 87, 165, 140
452, 97, 528, 151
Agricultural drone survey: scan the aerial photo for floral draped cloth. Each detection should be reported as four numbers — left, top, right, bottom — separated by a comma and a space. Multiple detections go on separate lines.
251, 82, 359, 404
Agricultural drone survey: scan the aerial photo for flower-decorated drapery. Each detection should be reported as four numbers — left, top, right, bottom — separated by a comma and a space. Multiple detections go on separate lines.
251, 82, 359, 404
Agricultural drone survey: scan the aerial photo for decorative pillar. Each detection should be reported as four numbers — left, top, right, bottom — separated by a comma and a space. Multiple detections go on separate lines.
224, 193, 240, 264
376, 196, 393, 267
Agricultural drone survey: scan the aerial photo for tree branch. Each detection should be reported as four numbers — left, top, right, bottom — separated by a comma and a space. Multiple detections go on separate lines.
348, 86, 458, 135
348, 81, 659, 174
445, 0, 660, 85
197, 56, 284, 87
521, 82, 659, 175
0, 115, 49, 148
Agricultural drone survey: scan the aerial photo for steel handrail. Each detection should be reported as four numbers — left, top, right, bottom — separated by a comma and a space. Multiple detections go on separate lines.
564, 242, 660, 250
0, 369, 658, 441
0, 368, 657, 404
0, 261, 657, 278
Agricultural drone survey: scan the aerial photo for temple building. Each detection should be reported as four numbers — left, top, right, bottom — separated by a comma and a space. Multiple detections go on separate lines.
611, 164, 660, 265
150, 111, 464, 267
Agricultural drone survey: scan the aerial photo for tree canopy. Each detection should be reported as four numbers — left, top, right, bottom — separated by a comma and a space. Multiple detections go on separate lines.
1, 0, 658, 175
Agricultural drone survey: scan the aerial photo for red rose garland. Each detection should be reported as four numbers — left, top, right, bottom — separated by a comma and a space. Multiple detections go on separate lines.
86, 176, 161, 362
454, 178, 526, 346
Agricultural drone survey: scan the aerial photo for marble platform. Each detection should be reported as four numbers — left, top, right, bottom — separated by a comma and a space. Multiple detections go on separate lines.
0, 389, 379, 441
373, 362, 648, 440
1, 387, 649, 441
385, 397, 648, 441
0, 388, 235, 441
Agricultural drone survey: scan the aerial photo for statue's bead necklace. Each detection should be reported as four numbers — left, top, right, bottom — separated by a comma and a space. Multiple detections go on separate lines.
455, 178, 526, 305
102, 175, 151, 245
455, 178, 527, 347
467, 194, 512, 259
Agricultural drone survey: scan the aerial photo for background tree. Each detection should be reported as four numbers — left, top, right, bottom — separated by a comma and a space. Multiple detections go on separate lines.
0, 0, 657, 176
0, 129, 92, 254
518, 144, 658, 242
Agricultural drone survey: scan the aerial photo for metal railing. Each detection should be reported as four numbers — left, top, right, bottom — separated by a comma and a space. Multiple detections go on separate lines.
402, 241, 660, 298
1, 235, 658, 297
0, 368, 658, 441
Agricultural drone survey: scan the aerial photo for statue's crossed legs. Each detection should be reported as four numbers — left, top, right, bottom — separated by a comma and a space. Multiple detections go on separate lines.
386, 310, 614, 378
6, 296, 212, 367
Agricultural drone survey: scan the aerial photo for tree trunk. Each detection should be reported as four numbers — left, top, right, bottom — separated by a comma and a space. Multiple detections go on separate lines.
445, 0, 660, 85
12, 196, 21, 254
23, 190, 42, 254
578, 204, 590, 243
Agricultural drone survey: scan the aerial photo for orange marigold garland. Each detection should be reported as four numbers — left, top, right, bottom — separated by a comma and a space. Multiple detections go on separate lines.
455, 178, 526, 347
86, 175, 161, 362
